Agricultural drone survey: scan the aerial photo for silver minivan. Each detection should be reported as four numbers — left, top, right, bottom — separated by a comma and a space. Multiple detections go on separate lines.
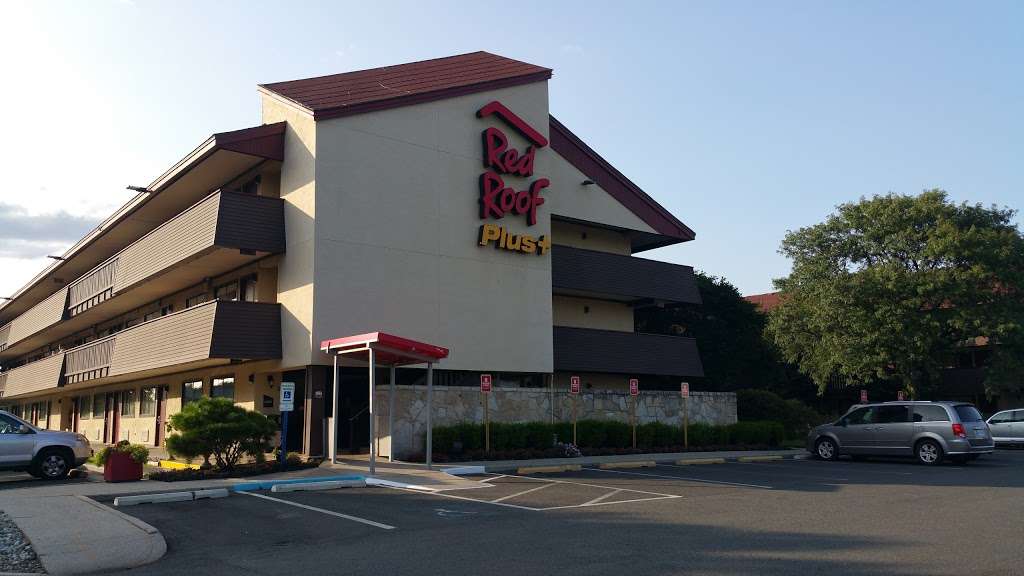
807, 401, 995, 465
0, 410, 92, 479
986, 409, 1024, 446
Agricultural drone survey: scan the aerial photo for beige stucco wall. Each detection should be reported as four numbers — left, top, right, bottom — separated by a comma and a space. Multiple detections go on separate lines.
310, 83, 555, 372
261, 93, 316, 369
552, 295, 634, 332
552, 220, 632, 255
545, 148, 658, 235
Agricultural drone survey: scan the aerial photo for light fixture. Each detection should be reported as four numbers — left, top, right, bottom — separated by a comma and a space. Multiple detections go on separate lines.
126, 185, 152, 194
581, 179, 595, 186
46, 255, 66, 261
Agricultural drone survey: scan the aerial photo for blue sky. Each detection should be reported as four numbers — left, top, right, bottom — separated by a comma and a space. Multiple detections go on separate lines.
1, 0, 1021, 297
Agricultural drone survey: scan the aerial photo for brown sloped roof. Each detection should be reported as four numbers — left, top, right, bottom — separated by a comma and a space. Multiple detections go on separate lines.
259, 51, 552, 121
744, 291, 782, 312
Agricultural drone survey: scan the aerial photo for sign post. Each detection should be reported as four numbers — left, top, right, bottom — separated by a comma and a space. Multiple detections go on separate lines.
629, 378, 639, 449
279, 382, 295, 466
569, 375, 581, 445
680, 382, 690, 450
481, 374, 492, 453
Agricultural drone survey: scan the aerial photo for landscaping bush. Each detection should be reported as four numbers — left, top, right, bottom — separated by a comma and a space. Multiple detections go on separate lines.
165, 398, 277, 470
430, 418, 786, 459
148, 458, 321, 482
736, 389, 826, 439
89, 440, 150, 466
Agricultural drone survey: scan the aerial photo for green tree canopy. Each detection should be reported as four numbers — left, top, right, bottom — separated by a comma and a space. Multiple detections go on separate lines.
767, 189, 1024, 396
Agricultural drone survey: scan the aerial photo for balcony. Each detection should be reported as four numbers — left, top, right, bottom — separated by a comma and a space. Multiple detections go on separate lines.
551, 246, 701, 304
553, 326, 704, 377
0, 191, 285, 360
0, 300, 281, 399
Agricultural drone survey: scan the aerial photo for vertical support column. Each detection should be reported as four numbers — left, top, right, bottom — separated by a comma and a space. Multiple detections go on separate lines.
330, 353, 339, 465
368, 347, 376, 476
426, 362, 434, 470
388, 365, 396, 463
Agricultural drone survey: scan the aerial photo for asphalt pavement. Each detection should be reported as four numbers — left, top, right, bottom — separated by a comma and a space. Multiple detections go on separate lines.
99, 450, 1024, 576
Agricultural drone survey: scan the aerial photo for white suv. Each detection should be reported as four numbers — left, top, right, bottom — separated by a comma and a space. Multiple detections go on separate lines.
0, 410, 92, 479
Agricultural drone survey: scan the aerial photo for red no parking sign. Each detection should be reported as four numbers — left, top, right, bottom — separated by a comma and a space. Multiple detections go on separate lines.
480, 374, 492, 393
629, 378, 639, 396
570, 375, 581, 395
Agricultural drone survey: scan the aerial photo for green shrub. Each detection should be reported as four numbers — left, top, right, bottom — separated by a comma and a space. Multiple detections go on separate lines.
736, 389, 826, 439
89, 440, 150, 466
431, 418, 785, 455
165, 398, 277, 470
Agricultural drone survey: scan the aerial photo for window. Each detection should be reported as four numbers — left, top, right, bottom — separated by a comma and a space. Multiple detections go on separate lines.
211, 376, 235, 401
954, 405, 983, 423
875, 405, 909, 424
92, 394, 105, 419
186, 293, 209, 308
121, 389, 136, 417
79, 395, 92, 420
914, 405, 950, 422
140, 387, 157, 417
843, 407, 874, 426
240, 275, 258, 302
182, 380, 204, 405
35, 402, 47, 426
214, 281, 239, 301
1014, 410, 1024, 423
0, 414, 23, 434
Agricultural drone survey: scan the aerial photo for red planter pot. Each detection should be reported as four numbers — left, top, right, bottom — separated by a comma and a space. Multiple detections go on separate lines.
103, 451, 144, 482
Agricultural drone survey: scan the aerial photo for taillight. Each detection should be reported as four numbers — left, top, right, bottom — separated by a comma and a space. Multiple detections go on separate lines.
952, 423, 966, 439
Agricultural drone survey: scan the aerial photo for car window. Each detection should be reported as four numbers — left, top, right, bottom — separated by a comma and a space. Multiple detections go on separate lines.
844, 407, 874, 425
954, 405, 983, 422
876, 405, 910, 423
988, 411, 1012, 424
1014, 410, 1024, 423
915, 405, 951, 423
0, 414, 23, 434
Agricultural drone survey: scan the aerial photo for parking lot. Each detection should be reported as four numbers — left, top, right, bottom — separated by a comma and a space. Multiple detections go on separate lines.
100, 450, 1024, 575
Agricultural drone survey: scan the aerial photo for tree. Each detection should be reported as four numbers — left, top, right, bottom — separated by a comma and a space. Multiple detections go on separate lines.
636, 272, 798, 394
767, 190, 1024, 397
165, 398, 277, 469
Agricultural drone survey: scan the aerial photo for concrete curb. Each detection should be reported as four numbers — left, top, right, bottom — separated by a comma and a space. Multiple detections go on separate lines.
270, 479, 366, 493
74, 495, 167, 572
598, 461, 656, 470
442, 465, 487, 476
365, 477, 438, 492
455, 450, 809, 473
113, 488, 229, 507
516, 464, 582, 474
674, 458, 726, 465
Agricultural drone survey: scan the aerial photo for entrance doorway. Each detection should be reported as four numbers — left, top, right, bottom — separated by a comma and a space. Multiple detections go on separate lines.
336, 367, 372, 454
280, 370, 306, 453
103, 392, 120, 444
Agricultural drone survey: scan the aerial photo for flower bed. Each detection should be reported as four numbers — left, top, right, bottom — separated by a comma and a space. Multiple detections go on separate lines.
148, 458, 322, 482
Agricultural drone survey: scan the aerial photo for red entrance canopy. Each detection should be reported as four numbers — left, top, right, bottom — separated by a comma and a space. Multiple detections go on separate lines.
320, 331, 449, 366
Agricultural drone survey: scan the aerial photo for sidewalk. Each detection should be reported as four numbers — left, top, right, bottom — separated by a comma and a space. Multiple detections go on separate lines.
439, 448, 808, 472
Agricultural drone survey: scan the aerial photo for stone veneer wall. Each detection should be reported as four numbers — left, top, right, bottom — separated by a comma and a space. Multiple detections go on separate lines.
373, 385, 737, 459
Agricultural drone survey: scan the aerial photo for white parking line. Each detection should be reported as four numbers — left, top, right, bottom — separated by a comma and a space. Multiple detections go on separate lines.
491, 482, 555, 503
241, 491, 396, 530
581, 489, 623, 506
595, 467, 774, 489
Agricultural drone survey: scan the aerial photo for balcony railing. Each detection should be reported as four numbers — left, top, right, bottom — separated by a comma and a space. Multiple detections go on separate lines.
0, 300, 281, 399
553, 326, 704, 377
0, 190, 284, 356
552, 245, 701, 304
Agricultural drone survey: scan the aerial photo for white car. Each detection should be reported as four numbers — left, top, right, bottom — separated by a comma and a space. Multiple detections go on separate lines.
987, 409, 1024, 446
0, 410, 92, 479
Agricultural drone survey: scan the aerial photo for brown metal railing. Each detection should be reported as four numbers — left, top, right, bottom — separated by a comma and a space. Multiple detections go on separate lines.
63, 337, 115, 384
67, 259, 119, 316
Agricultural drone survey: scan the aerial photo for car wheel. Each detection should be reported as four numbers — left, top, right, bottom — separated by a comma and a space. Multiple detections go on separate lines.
33, 449, 71, 480
915, 439, 943, 466
815, 438, 838, 461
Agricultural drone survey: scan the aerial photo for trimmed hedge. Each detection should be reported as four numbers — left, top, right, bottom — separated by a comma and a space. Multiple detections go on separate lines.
430, 419, 784, 457
736, 389, 827, 439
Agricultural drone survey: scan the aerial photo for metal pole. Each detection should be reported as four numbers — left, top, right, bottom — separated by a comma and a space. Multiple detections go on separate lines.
368, 347, 376, 476
572, 395, 577, 445
388, 365, 396, 463
426, 363, 434, 470
484, 391, 490, 453
331, 353, 338, 465
683, 396, 689, 450
632, 396, 637, 450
